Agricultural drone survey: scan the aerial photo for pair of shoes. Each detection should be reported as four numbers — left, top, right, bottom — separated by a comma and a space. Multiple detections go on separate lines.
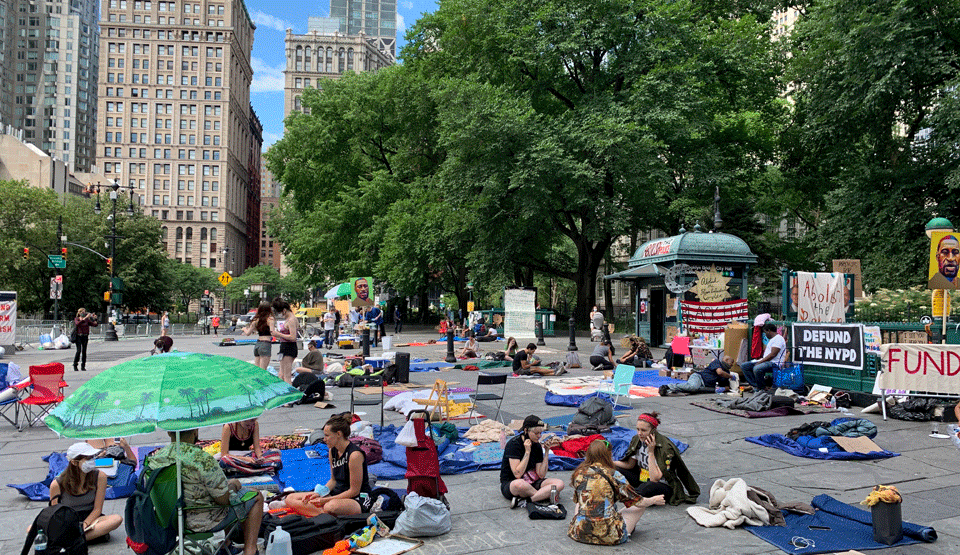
554, 367, 568, 376
81, 366, 87, 371
510, 496, 528, 509
73, 365, 79, 372
658, 385, 670, 397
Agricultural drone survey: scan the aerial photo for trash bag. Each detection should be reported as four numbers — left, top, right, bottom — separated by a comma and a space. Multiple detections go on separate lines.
392, 493, 451, 537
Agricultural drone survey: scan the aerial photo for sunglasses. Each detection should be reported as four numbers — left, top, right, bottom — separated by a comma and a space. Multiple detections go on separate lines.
600, 439, 611, 449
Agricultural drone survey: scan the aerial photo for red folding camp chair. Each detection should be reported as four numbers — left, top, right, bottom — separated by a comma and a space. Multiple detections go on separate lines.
16, 363, 66, 430
404, 410, 448, 506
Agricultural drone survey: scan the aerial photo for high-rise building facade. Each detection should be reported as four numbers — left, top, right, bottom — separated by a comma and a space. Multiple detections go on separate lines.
96, 0, 262, 274
283, 22, 393, 117
328, 0, 396, 59
0, 0, 99, 172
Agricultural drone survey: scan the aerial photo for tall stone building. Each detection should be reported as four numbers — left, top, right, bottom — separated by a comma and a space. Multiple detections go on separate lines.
283, 18, 393, 118
0, 0, 99, 172
96, 0, 261, 274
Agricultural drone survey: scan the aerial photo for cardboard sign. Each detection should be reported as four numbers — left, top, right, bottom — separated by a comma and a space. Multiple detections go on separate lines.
792, 323, 864, 370
899, 331, 927, 344
863, 325, 882, 354
832, 259, 863, 298
879, 344, 960, 395
503, 287, 536, 339
831, 435, 883, 455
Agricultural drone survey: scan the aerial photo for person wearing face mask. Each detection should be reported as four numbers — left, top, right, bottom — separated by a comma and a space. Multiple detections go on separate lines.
48, 443, 123, 542
613, 412, 700, 505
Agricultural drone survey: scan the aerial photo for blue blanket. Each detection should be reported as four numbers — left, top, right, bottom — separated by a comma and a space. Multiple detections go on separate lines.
745, 434, 899, 460
277, 446, 331, 492
632, 369, 685, 387
544, 391, 633, 411
8, 452, 138, 501
746, 494, 936, 554
410, 361, 454, 372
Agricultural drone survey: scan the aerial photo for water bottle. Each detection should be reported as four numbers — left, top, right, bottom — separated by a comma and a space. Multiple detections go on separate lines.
951, 426, 960, 450
550, 484, 558, 505
34, 528, 47, 552
266, 525, 293, 555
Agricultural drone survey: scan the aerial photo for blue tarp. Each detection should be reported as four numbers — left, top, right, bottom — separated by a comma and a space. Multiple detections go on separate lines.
544, 391, 633, 411
745, 494, 936, 554
8, 452, 138, 501
410, 361, 454, 372
745, 434, 899, 460
632, 369, 685, 387
277, 446, 331, 492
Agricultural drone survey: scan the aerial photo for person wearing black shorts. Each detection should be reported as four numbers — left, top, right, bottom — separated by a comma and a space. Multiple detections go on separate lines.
499, 415, 565, 508
312, 414, 373, 515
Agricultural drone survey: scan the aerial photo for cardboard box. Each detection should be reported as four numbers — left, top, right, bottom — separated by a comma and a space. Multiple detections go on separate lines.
724, 322, 751, 375
658, 368, 671, 377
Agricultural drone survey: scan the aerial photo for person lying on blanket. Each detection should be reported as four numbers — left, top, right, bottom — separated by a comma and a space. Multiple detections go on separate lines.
659, 356, 735, 397
220, 419, 262, 463
512, 343, 567, 376
613, 412, 700, 505
500, 415, 565, 508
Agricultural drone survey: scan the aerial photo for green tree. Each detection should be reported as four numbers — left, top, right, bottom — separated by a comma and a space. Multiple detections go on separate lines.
167, 259, 219, 312
782, 0, 960, 291
404, 0, 784, 321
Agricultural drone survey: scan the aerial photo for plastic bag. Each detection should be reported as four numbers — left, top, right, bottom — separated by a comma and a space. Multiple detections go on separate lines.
54, 334, 72, 349
392, 492, 451, 537
39, 333, 54, 350
395, 419, 418, 447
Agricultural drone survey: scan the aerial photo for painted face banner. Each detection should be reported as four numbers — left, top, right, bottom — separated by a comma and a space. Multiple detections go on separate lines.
350, 277, 374, 307
792, 323, 864, 370
928, 231, 960, 290
879, 344, 960, 396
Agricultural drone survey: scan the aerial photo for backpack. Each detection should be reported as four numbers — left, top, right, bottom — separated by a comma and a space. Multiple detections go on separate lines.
572, 396, 615, 427
349, 436, 383, 464
21, 500, 87, 555
565, 351, 582, 368
124, 464, 179, 555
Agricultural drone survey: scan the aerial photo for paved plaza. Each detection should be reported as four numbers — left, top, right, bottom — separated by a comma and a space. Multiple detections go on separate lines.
0, 328, 957, 554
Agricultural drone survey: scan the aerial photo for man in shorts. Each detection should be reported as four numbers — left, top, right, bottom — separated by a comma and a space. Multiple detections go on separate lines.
512, 343, 566, 376
146, 429, 263, 555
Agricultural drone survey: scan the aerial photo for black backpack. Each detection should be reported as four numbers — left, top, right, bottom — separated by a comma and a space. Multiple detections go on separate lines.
572, 396, 616, 427
21, 499, 87, 555
124, 464, 179, 555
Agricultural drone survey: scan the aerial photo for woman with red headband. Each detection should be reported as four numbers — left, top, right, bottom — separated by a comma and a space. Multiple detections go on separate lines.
613, 412, 700, 505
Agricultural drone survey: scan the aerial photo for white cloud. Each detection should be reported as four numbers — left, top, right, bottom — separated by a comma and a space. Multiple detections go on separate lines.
250, 9, 292, 32
250, 57, 285, 94
262, 131, 283, 147
401, 1, 413, 9
397, 13, 406, 32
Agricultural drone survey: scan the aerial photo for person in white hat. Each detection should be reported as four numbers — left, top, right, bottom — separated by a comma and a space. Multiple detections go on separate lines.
48, 442, 123, 542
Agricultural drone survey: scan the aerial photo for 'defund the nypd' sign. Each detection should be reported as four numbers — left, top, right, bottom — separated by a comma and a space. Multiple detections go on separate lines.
791, 323, 864, 370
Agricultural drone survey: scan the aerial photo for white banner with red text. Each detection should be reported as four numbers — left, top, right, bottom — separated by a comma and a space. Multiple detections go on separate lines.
879, 344, 960, 395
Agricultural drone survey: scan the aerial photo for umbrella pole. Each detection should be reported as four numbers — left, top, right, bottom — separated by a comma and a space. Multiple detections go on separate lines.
177, 430, 185, 555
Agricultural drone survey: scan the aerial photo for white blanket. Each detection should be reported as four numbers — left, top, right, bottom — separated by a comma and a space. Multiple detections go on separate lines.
686, 478, 770, 529
383, 389, 433, 416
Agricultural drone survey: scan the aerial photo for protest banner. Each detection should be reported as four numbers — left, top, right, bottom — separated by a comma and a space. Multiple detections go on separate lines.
796, 272, 847, 322
503, 287, 536, 339
792, 322, 864, 370
879, 344, 960, 396
0, 292, 15, 347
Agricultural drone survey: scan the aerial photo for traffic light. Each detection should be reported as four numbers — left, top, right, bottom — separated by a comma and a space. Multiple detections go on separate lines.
23, 247, 29, 260
61, 247, 67, 259
106, 257, 113, 274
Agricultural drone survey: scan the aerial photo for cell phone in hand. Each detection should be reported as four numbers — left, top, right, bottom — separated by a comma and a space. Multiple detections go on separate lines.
305, 450, 320, 459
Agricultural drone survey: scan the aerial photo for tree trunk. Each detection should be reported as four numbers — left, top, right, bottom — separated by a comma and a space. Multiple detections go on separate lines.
603, 253, 614, 319
571, 236, 612, 326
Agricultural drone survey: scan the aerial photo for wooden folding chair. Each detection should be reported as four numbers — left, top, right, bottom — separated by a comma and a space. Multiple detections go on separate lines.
412, 379, 453, 423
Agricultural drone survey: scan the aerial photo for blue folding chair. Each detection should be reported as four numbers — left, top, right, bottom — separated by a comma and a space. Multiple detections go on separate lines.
598, 364, 635, 407
0, 362, 21, 429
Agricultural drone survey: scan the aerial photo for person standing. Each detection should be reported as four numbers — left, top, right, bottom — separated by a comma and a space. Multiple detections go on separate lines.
271, 298, 298, 384
394, 306, 403, 334
72, 308, 98, 372
161, 311, 170, 337
323, 306, 337, 350
242, 302, 275, 372
211, 315, 220, 336
366, 304, 383, 346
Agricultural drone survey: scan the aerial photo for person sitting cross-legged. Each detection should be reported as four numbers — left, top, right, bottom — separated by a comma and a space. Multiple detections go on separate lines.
500, 415, 565, 508
660, 356, 734, 396
146, 429, 264, 555
512, 343, 566, 376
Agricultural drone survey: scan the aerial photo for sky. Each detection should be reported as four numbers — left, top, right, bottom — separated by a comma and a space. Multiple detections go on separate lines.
244, 0, 439, 149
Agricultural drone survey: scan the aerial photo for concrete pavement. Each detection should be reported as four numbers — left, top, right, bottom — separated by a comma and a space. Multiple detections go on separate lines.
0, 327, 956, 554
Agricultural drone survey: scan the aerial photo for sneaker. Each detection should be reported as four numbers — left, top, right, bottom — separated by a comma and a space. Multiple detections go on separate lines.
554, 367, 568, 376
658, 385, 670, 397
510, 496, 521, 509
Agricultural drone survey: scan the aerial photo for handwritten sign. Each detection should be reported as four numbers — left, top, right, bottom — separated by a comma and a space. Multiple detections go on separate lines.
879, 344, 960, 395
792, 323, 864, 370
832, 259, 863, 298
797, 272, 846, 322
503, 288, 536, 339
0, 292, 16, 346
691, 264, 731, 302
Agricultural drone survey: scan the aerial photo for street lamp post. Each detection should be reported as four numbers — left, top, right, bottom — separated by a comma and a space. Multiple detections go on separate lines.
244, 288, 251, 312
94, 179, 136, 341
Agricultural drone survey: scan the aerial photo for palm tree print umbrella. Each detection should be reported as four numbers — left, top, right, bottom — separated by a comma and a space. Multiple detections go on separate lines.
45, 352, 303, 438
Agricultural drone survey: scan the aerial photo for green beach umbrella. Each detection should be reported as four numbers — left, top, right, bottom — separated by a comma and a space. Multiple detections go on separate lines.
45, 351, 303, 439
324, 282, 352, 299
